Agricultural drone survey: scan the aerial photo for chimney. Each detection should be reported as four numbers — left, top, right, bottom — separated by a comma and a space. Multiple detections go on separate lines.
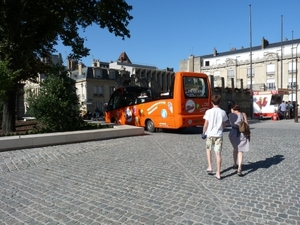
78, 62, 82, 75
213, 48, 217, 56
261, 37, 269, 49
67, 58, 71, 70
67, 58, 78, 71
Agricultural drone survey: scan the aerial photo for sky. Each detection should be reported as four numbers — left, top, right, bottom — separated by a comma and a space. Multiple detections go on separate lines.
55, 0, 300, 71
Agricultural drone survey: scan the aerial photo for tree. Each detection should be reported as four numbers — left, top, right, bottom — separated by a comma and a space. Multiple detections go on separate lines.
0, 0, 133, 133
27, 66, 84, 132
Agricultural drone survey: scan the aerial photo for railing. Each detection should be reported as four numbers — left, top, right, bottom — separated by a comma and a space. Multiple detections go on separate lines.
266, 86, 276, 90
287, 85, 298, 89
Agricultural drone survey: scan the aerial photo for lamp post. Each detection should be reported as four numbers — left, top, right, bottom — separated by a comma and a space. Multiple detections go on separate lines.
292, 31, 294, 102
280, 15, 283, 88
249, 4, 253, 119
235, 56, 240, 83
295, 43, 299, 122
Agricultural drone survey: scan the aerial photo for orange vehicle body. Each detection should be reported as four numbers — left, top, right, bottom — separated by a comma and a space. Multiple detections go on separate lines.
105, 72, 212, 131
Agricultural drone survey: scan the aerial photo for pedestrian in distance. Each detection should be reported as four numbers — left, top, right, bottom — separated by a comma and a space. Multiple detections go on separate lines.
202, 95, 228, 180
279, 101, 287, 119
228, 103, 250, 176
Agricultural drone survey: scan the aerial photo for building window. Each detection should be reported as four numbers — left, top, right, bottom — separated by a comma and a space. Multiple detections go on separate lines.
288, 62, 296, 73
213, 71, 220, 86
247, 81, 255, 89
93, 86, 103, 95
266, 79, 276, 90
213, 71, 220, 80
247, 67, 255, 77
109, 71, 115, 79
205, 61, 210, 66
95, 69, 102, 78
227, 69, 234, 79
266, 64, 275, 75
98, 86, 103, 95
288, 77, 296, 89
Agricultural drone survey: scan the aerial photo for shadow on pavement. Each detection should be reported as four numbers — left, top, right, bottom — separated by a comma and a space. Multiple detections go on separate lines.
220, 154, 285, 179
242, 154, 285, 176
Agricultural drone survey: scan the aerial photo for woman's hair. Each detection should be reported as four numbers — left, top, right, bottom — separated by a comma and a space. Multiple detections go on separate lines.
231, 103, 240, 111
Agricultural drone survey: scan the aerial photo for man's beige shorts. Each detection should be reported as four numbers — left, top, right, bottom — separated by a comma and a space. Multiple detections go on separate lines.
205, 136, 223, 152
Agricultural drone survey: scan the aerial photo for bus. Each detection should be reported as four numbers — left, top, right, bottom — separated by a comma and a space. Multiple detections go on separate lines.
105, 72, 212, 132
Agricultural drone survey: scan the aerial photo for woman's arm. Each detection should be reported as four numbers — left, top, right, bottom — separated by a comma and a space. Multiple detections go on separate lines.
243, 112, 249, 124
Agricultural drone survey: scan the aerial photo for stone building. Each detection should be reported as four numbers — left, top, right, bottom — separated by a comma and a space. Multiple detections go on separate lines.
68, 52, 175, 115
180, 37, 300, 102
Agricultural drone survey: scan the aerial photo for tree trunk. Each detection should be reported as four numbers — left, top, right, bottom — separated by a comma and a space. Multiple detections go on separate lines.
1, 91, 16, 133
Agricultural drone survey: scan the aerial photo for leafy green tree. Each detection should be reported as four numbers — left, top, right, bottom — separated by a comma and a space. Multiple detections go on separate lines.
27, 66, 85, 132
0, 0, 133, 133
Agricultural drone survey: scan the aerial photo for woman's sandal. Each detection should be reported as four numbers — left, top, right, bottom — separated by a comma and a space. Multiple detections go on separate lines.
237, 170, 243, 176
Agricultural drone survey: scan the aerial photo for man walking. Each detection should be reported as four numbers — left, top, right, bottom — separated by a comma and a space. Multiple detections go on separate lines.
202, 95, 228, 180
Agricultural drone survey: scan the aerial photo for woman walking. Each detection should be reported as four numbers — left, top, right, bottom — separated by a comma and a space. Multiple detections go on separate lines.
228, 103, 250, 176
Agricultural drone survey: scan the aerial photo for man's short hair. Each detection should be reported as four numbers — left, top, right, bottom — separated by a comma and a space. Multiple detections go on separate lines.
211, 95, 222, 105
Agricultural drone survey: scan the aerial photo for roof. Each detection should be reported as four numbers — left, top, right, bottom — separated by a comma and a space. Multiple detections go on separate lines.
199, 38, 300, 58
117, 52, 132, 64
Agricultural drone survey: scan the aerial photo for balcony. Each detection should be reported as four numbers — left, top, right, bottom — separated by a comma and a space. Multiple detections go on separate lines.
266, 86, 276, 90
247, 73, 255, 78
266, 71, 275, 75
288, 69, 297, 74
287, 84, 298, 89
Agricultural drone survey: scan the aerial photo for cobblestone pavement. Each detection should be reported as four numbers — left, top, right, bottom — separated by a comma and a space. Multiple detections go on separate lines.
0, 119, 300, 225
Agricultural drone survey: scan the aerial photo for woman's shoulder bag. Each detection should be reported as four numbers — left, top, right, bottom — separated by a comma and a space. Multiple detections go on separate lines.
239, 113, 251, 136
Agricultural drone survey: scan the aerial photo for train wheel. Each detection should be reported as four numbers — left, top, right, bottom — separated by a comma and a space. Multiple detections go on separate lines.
146, 119, 155, 132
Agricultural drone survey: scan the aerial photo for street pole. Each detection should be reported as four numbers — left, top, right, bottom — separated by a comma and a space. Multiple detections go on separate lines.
295, 43, 299, 123
281, 15, 283, 89
249, 4, 253, 119
292, 31, 294, 102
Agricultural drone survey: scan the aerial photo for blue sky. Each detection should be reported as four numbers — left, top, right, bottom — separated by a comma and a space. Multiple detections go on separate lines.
55, 0, 300, 71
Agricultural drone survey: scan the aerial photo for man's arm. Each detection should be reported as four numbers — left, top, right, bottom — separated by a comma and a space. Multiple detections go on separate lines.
203, 120, 208, 134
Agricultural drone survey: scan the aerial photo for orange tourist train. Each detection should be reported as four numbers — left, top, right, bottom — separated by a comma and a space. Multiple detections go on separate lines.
105, 72, 212, 132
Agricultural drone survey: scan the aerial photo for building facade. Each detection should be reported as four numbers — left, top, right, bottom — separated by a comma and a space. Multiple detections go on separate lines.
68, 52, 175, 115
180, 37, 300, 102
68, 59, 118, 114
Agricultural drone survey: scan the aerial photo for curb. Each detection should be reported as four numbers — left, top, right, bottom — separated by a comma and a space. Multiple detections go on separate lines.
0, 125, 144, 151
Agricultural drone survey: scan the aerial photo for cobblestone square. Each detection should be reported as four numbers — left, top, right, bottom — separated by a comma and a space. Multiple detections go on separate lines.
0, 119, 299, 224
